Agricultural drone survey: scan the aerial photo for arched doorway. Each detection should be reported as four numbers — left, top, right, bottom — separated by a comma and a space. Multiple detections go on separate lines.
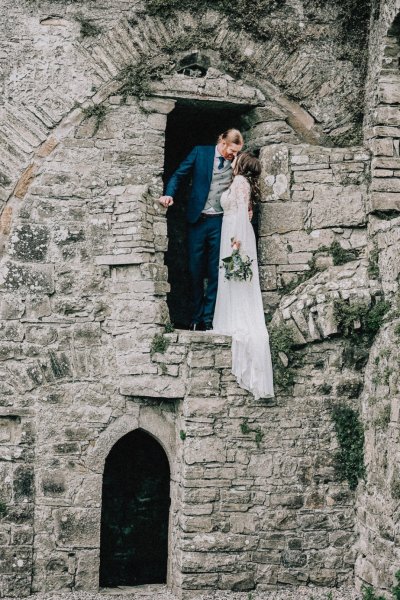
99, 429, 171, 588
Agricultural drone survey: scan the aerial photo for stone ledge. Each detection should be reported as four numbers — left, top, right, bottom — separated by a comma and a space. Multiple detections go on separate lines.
94, 253, 147, 266
177, 331, 231, 345
0, 408, 33, 417
369, 192, 400, 212
120, 375, 186, 398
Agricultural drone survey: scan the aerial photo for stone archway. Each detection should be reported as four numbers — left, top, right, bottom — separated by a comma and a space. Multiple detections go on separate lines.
99, 428, 171, 588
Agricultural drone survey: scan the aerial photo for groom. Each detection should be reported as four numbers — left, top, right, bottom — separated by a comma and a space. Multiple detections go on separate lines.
159, 129, 244, 330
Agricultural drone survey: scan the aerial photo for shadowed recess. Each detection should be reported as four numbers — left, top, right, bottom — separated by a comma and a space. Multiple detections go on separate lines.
99, 429, 171, 587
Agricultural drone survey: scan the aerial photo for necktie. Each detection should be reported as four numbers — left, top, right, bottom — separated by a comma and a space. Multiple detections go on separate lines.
218, 156, 225, 170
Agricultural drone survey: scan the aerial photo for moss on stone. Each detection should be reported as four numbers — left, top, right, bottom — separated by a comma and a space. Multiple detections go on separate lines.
240, 418, 264, 448
368, 244, 380, 280
279, 254, 322, 295
117, 57, 173, 104
373, 405, 391, 430
269, 323, 296, 390
361, 584, 386, 600
319, 240, 360, 266
151, 333, 169, 355
75, 15, 102, 38
333, 297, 390, 344
336, 380, 363, 399
392, 571, 400, 600
391, 477, 400, 501
82, 103, 108, 135
0, 172, 11, 186
164, 322, 175, 334
317, 383, 332, 395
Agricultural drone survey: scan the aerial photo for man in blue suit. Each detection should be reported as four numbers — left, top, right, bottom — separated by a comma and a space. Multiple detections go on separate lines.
159, 129, 243, 330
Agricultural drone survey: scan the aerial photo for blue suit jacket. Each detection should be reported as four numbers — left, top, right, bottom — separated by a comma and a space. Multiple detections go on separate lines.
165, 145, 216, 224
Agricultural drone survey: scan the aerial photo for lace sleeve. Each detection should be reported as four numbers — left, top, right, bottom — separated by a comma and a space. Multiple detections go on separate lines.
233, 175, 251, 208
230, 176, 254, 257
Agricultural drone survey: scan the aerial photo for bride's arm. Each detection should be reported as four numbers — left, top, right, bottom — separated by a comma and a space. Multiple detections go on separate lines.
231, 176, 253, 252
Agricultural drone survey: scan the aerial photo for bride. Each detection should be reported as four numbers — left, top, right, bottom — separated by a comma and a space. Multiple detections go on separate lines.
213, 152, 274, 400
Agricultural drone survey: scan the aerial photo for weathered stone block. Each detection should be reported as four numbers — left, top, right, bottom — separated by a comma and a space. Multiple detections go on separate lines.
282, 550, 307, 567
370, 138, 394, 157
187, 369, 220, 397
371, 177, 400, 192
258, 236, 288, 265
294, 170, 334, 184
181, 551, 239, 572
311, 186, 366, 228
119, 374, 185, 398
14, 164, 37, 199
219, 572, 255, 591
8, 224, 49, 262
13, 465, 34, 503
259, 265, 277, 290
54, 508, 99, 548
369, 192, 400, 212
309, 568, 337, 585
1, 262, 54, 295
374, 106, 400, 126
259, 203, 306, 235
184, 437, 226, 465
41, 472, 66, 497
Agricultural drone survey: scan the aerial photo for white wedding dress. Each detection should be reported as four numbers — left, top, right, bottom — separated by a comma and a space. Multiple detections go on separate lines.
213, 175, 274, 399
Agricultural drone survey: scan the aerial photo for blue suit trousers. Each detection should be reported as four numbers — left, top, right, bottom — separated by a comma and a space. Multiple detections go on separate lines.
187, 215, 223, 325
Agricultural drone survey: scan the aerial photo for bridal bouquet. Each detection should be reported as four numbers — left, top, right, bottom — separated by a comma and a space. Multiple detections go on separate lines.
221, 238, 253, 282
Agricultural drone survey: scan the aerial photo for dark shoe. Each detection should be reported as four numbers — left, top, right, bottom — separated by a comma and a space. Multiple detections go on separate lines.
189, 322, 205, 331
204, 322, 213, 330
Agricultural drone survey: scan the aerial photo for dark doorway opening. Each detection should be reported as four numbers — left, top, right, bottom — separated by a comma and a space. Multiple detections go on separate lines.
99, 429, 170, 588
163, 99, 251, 328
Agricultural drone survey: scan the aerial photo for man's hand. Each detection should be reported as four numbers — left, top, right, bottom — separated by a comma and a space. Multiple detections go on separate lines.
159, 195, 174, 208
248, 208, 253, 220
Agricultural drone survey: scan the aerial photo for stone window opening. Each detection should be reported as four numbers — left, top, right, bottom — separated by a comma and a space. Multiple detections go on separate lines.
163, 98, 253, 328
99, 429, 171, 589
176, 51, 211, 77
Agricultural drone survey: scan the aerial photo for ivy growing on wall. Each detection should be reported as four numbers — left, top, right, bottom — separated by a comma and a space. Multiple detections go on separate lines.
150, 333, 170, 355
333, 297, 390, 346
81, 103, 107, 134
279, 241, 360, 296
269, 323, 296, 390
75, 15, 102, 37
331, 404, 365, 490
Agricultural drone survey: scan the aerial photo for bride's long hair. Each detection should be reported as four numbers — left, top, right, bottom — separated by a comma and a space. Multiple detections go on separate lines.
234, 152, 262, 205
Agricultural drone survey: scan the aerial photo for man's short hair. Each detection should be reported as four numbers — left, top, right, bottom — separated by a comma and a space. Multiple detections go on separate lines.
218, 128, 244, 145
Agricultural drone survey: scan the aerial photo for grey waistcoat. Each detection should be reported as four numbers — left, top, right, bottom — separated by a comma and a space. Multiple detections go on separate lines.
203, 161, 232, 213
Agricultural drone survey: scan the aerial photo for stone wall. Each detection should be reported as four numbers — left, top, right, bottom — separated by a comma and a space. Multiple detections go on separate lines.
0, 93, 367, 597
152, 330, 359, 595
0, 0, 400, 597
0, 410, 35, 598
355, 317, 400, 596
258, 144, 370, 317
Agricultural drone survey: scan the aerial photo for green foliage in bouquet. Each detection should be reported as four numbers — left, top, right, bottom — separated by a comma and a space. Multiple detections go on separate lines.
221, 240, 253, 282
